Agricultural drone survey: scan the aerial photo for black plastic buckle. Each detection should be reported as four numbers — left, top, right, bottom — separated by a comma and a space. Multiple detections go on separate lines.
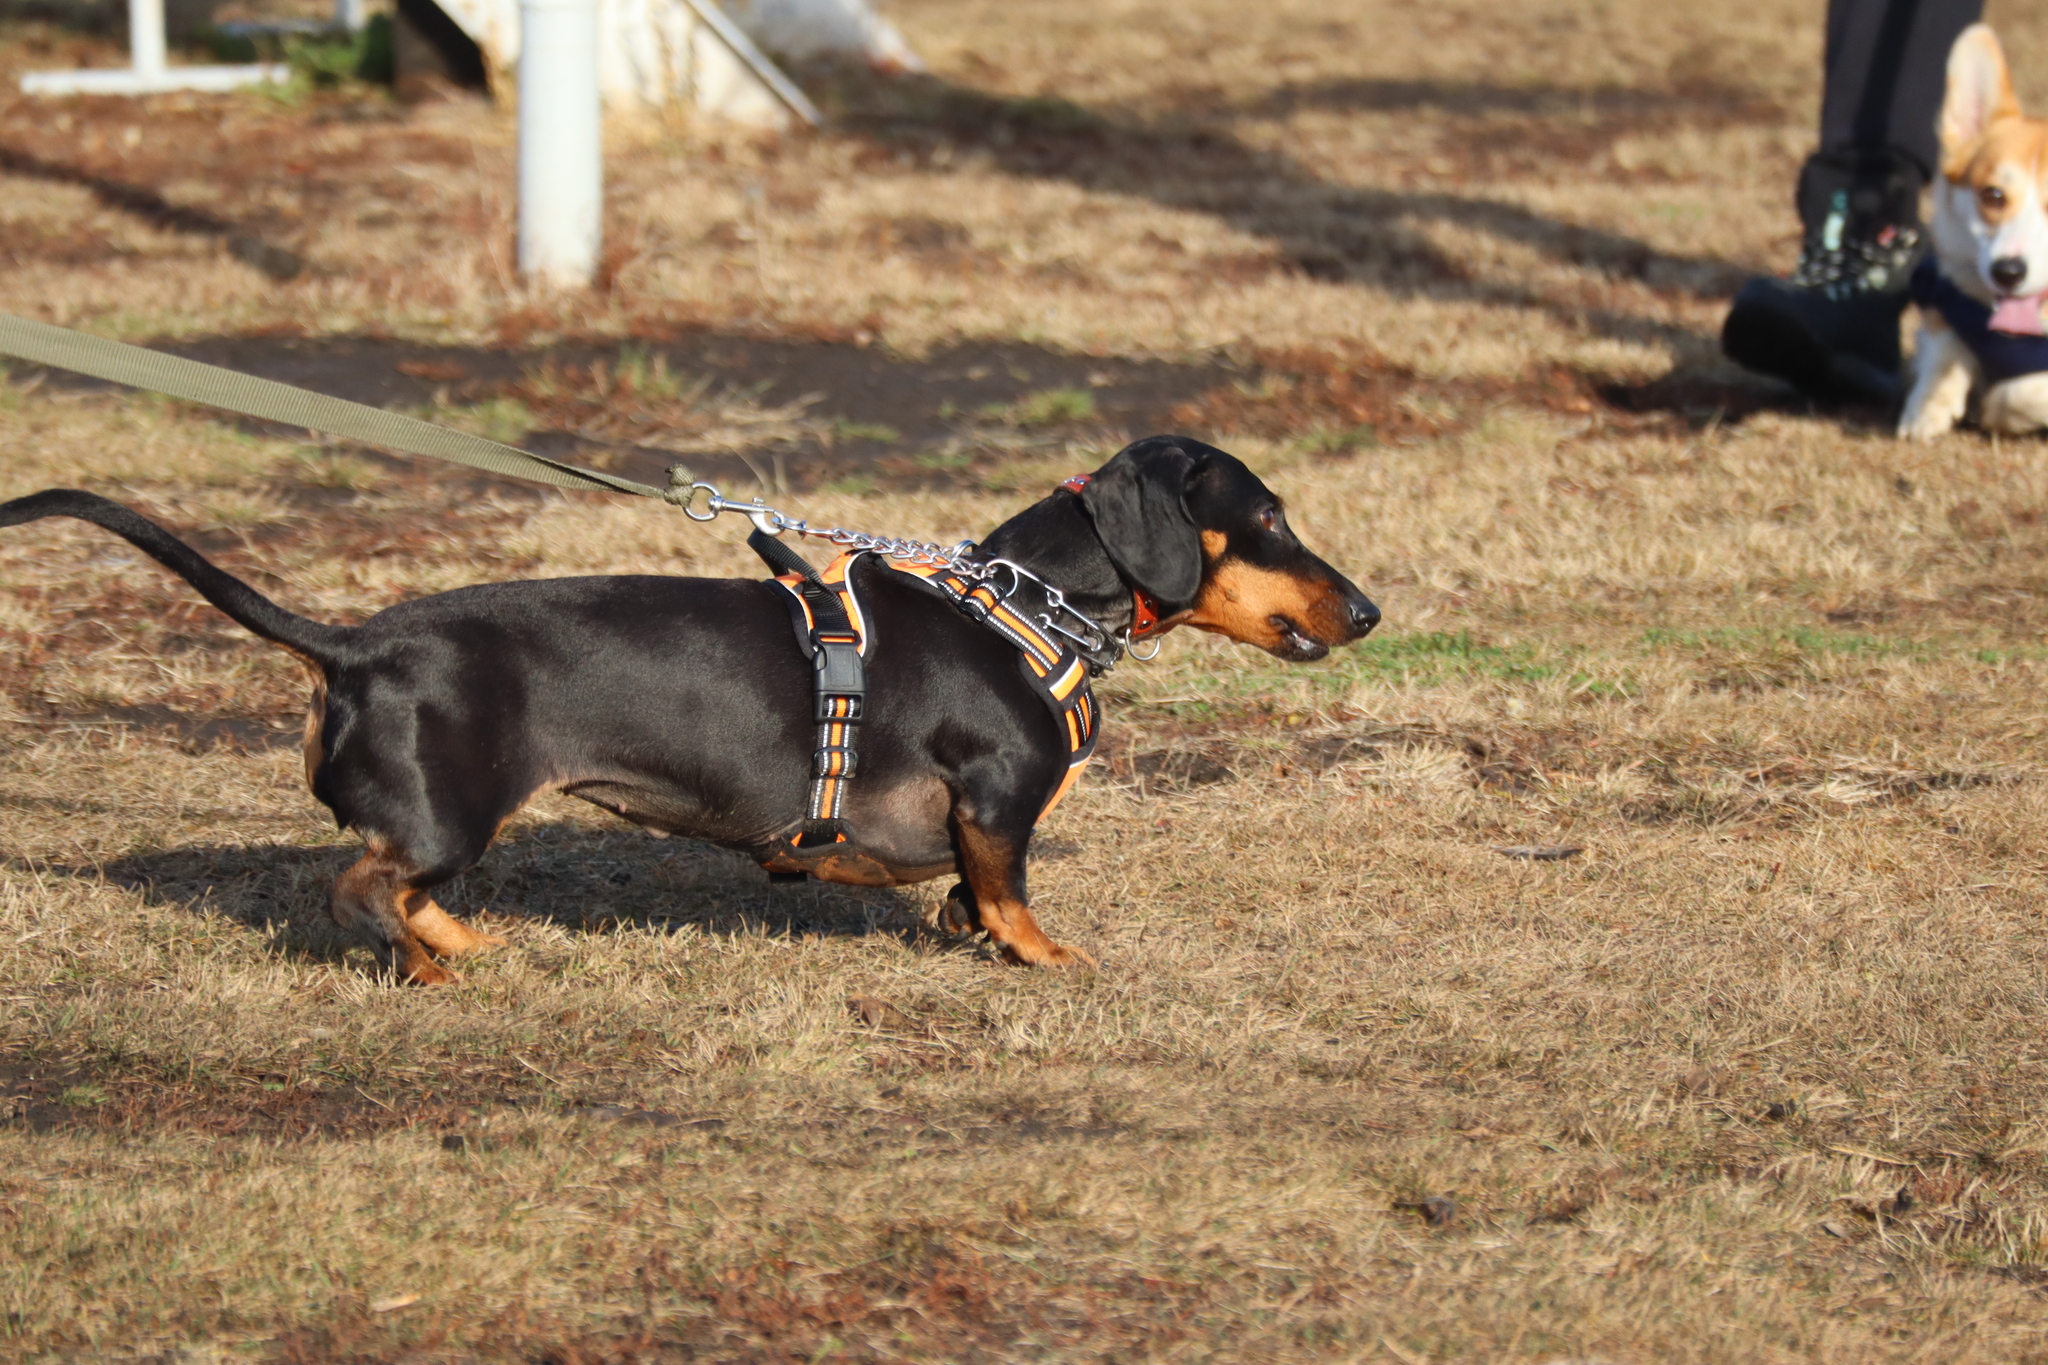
795, 818, 851, 849
812, 633, 865, 722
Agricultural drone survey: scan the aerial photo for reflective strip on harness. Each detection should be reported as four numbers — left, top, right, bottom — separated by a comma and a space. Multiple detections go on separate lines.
768, 551, 1101, 839
885, 558, 1098, 821
769, 554, 873, 845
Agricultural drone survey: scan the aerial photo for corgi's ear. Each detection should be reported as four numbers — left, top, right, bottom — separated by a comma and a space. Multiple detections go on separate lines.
1943, 25, 2022, 173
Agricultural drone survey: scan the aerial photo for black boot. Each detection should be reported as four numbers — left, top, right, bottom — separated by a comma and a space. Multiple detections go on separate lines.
1721, 148, 1927, 406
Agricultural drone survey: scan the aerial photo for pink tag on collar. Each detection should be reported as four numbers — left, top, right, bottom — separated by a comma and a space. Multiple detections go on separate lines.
1990, 294, 2048, 336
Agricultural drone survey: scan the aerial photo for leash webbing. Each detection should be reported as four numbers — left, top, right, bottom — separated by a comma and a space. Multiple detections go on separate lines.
0, 313, 671, 501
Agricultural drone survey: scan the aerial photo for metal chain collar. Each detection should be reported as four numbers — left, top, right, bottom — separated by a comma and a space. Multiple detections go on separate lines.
669, 470, 1145, 671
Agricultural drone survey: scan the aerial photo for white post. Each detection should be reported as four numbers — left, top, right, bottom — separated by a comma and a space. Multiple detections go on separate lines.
518, 0, 602, 289
128, 0, 166, 77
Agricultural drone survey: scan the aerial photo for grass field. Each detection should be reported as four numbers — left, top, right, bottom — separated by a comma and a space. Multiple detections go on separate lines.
12, 0, 2048, 1360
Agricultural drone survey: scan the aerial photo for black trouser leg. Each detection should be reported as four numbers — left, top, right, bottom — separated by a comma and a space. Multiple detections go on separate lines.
1723, 0, 1984, 403
1819, 0, 1984, 180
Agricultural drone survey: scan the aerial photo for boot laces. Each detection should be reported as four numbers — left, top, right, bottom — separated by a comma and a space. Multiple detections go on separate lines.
1789, 221, 1922, 300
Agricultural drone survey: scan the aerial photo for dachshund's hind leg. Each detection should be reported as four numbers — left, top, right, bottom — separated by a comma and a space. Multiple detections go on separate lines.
329, 843, 496, 985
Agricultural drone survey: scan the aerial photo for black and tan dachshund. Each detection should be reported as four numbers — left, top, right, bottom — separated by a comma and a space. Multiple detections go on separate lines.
0, 436, 1377, 978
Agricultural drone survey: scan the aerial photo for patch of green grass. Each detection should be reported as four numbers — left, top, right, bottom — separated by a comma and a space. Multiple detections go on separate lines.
1297, 425, 1378, 455
611, 345, 695, 403
912, 448, 975, 472
1114, 630, 1575, 720
1001, 388, 1096, 428
833, 420, 901, 443
437, 397, 533, 446
59, 1085, 107, 1108
1641, 626, 1927, 658
1345, 630, 1556, 684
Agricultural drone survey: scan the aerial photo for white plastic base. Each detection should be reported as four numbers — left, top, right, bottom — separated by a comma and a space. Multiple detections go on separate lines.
21, 64, 290, 95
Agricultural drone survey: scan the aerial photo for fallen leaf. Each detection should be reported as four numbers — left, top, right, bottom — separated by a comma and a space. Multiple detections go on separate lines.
396, 359, 468, 382
369, 1293, 420, 1313
1492, 844, 1583, 861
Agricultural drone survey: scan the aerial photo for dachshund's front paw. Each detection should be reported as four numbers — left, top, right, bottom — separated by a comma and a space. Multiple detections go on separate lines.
397, 953, 461, 986
1001, 939, 1098, 968
1044, 942, 1099, 968
406, 899, 506, 956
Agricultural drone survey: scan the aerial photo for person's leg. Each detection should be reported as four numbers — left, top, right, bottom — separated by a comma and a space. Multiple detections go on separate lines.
1821, 0, 1979, 172
1722, 0, 1982, 405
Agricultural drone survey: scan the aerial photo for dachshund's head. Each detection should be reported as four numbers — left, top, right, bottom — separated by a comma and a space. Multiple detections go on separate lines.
1079, 436, 1378, 661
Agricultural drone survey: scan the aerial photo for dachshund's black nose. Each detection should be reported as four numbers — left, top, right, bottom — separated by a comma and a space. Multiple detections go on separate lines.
1348, 593, 1380, 637
1993, 255, 2029, 291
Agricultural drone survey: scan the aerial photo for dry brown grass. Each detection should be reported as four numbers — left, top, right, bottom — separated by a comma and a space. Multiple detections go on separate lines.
13, 0, 2048, 1361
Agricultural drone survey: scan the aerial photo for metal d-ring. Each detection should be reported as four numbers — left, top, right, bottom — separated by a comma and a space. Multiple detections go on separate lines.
1127, 634, 1163, 661
680, 482, 724, 521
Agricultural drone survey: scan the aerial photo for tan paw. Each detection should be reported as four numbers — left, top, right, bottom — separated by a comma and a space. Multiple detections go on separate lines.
408, 900, 506, 957
1001, 939, 1098, 968
400, 957, 461, 986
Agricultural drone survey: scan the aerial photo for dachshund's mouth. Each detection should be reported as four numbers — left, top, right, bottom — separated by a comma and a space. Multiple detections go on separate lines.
1269, 615, 1330, 661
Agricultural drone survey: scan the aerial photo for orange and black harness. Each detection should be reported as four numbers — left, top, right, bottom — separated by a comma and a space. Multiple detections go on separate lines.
745, 476, 1163, 861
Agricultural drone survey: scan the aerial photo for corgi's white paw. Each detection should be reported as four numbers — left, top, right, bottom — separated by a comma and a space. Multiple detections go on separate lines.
1982, 375, 2048, 433
1899, 397, 1965, 440
1898, 326, 1975, 440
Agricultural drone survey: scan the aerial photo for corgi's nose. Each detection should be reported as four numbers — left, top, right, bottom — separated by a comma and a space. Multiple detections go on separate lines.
1992, 256, 2030, 292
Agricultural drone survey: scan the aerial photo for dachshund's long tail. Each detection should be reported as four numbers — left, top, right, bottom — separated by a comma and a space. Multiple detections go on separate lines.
0, 489, 353, 665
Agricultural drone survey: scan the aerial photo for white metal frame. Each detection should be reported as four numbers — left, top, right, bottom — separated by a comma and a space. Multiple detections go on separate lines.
21, 0, 289, 95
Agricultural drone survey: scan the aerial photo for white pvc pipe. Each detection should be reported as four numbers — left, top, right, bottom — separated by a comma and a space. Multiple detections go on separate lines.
518, 0, 603, 289
128, 0, 166, 77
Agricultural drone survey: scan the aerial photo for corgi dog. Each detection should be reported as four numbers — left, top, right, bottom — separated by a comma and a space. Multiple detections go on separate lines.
1900, 25, 2048, 439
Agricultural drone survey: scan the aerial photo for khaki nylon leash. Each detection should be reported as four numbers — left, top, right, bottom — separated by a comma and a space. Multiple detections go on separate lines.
0, 313, 678, 502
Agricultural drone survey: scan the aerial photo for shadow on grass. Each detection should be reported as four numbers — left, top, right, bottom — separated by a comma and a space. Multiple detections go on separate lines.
817, 69, 1766, 356
0, 142, 306, 280
24, 821, 962, 968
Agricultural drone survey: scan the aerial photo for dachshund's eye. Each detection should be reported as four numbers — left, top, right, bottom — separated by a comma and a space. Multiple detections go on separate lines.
1983, 185, 2009, 211
1259, 506, 1285, 535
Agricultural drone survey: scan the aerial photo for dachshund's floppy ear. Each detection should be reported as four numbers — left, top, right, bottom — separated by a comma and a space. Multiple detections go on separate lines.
1078, 438, 1202, 611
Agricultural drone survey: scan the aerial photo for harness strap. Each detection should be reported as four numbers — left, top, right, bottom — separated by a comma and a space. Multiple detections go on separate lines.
1909, 256, 2048, 385
752, 498, 1112, 863
752, 533, 870, 849
886, 558, 1098, 821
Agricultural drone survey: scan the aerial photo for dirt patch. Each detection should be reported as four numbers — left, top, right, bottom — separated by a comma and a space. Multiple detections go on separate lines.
14, 331, 1245, 491
16, 331, 1790, 518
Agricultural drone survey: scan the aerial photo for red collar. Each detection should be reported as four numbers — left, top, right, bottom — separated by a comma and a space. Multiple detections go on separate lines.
1060, 473, 1165, 639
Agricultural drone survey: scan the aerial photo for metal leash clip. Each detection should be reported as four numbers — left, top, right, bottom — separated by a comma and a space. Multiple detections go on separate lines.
677, 481, 792, 537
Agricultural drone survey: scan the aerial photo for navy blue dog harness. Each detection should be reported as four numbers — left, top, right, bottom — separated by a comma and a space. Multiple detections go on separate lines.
1909, 257, 2048, 384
